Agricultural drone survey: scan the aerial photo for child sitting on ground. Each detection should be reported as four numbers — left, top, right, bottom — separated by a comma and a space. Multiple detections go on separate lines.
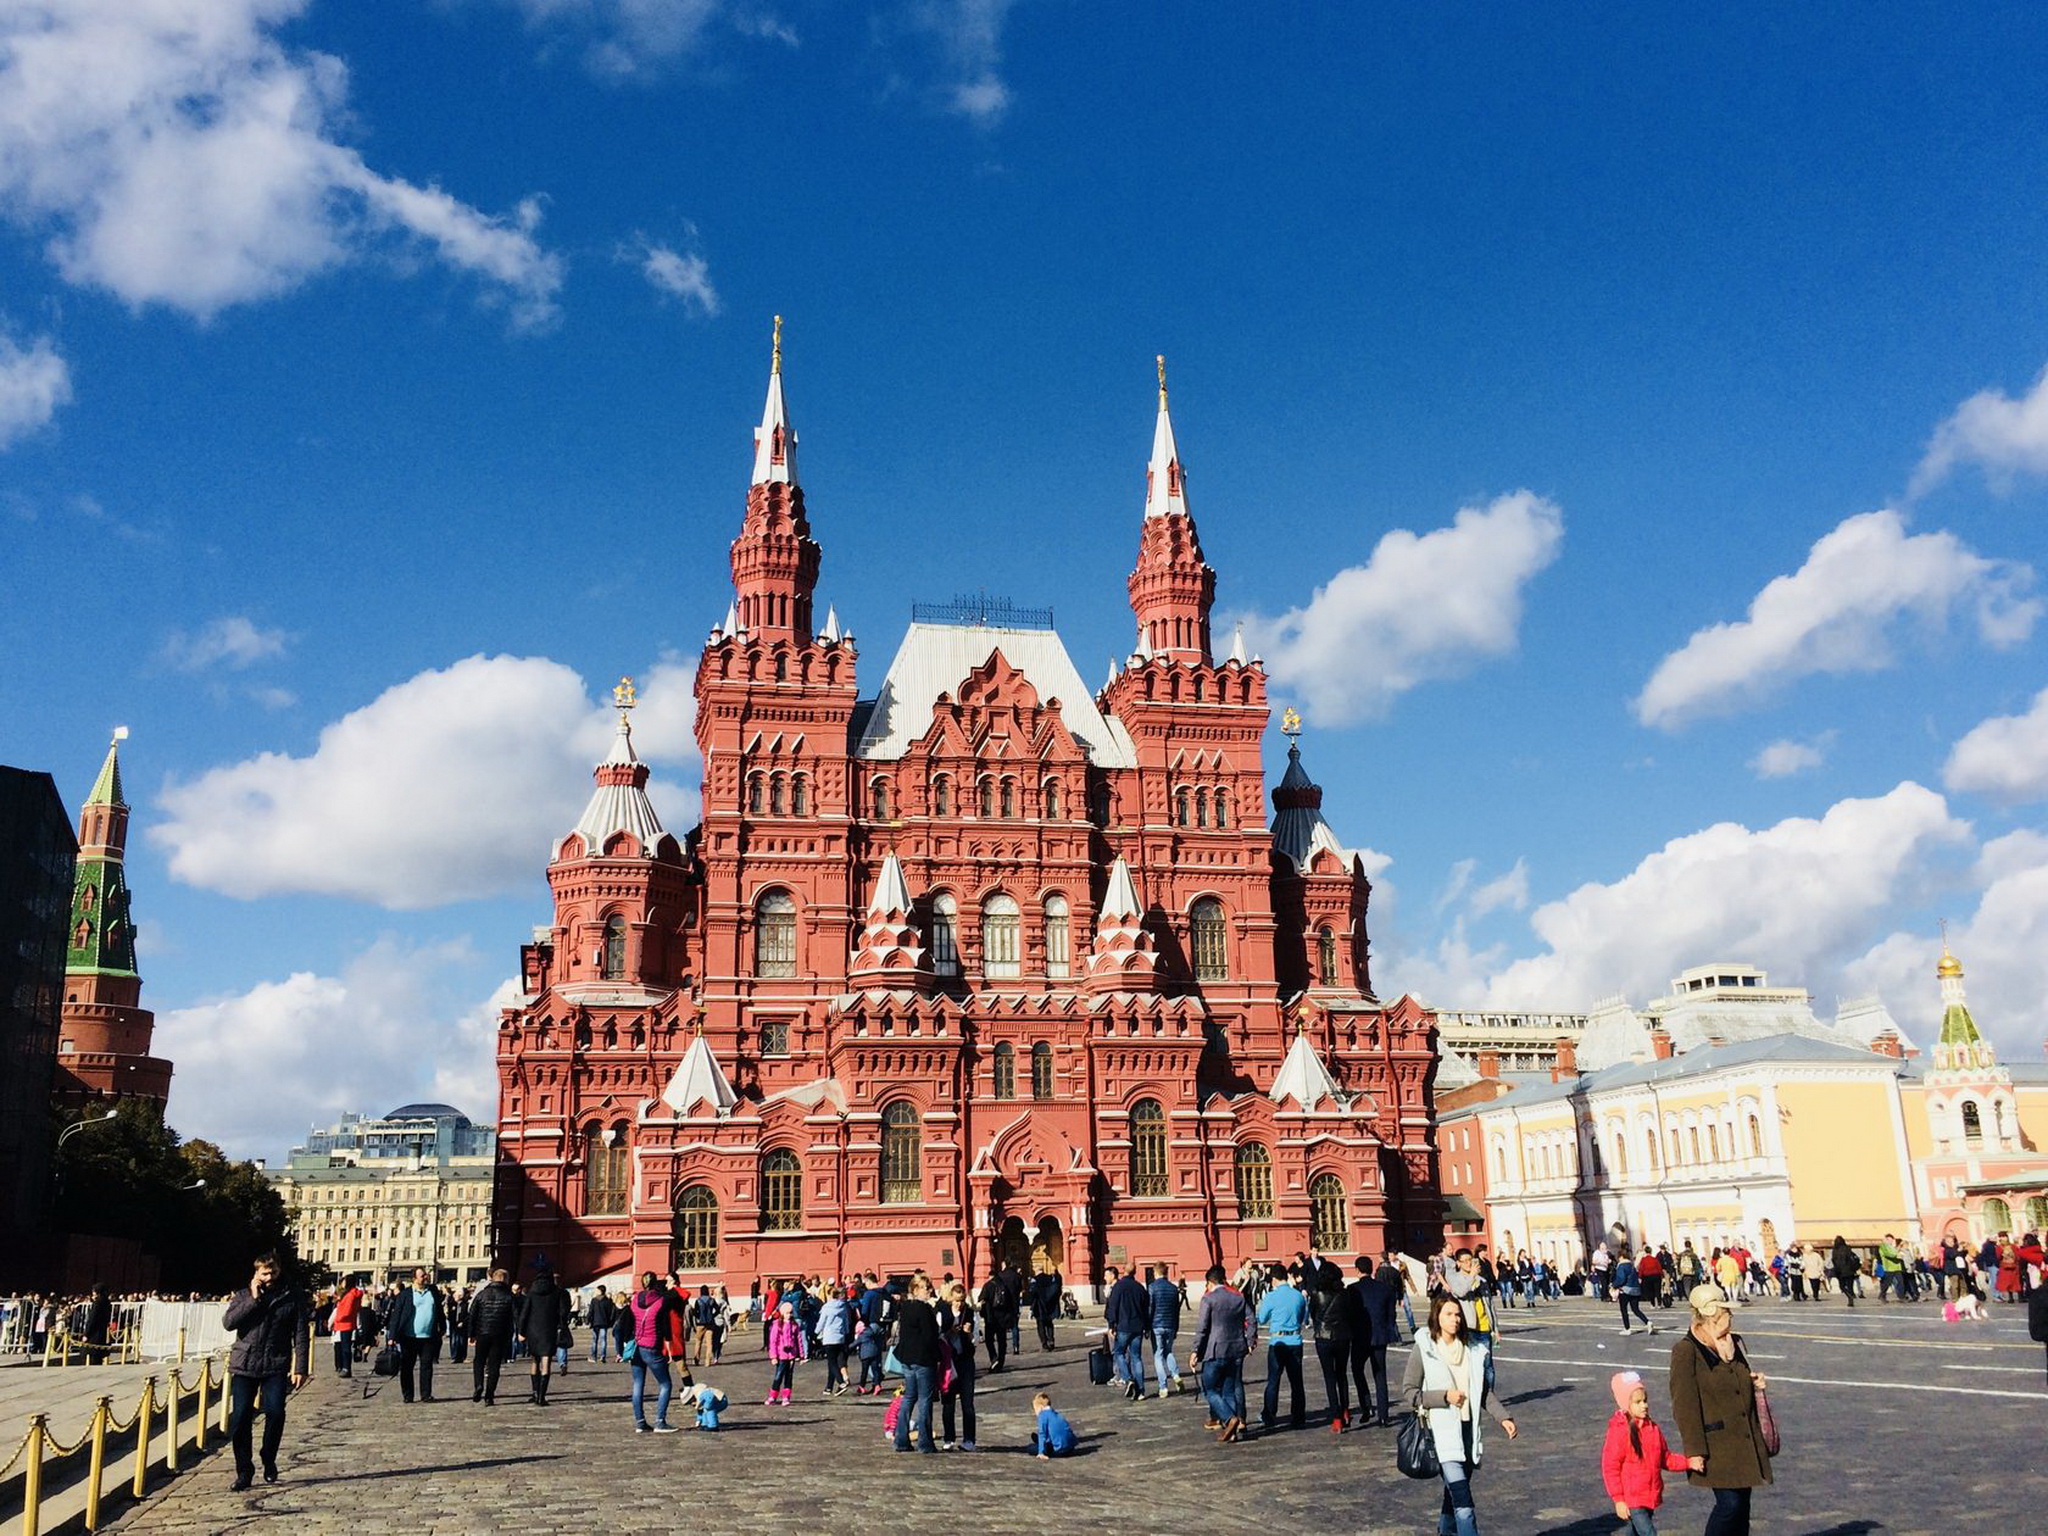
1031, 1390, 1077, 1460
1600, 1371, 1689, 1534
682, 1381, 728, 1430
1946, 1287, 1988, 1322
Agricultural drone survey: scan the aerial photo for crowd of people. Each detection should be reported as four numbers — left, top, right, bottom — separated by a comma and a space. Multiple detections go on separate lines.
199, 1228, 2048, 1534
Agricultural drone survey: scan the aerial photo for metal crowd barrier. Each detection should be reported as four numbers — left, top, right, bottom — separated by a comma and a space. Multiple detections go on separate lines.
0, 1357, 227, 1535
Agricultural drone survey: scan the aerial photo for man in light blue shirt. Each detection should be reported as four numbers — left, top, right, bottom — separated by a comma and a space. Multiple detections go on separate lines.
1254, 1263, 1309, 1431
390, 1267, 446, 1404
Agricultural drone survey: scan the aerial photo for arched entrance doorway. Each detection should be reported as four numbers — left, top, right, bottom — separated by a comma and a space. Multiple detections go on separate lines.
1030, 1214, 1064, 1275
998, 1215, 1031, 1273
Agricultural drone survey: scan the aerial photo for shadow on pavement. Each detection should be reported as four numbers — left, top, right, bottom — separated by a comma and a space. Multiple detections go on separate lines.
1504, 1384, 1577, 1405
287, 1453, 565, 1485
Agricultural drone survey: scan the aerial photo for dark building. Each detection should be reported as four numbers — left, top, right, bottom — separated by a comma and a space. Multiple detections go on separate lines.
0, 764, 76, 1275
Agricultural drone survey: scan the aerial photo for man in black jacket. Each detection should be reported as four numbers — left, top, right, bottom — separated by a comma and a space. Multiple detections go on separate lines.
223, 1253, 310, 1491
1346, 1255, 1399, 1428
1102, 1265, 1151, 1400
467, 1268, 518, 1405
390, 1266, 446, 1403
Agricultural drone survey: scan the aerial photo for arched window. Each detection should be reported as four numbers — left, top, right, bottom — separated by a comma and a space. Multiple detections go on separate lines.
881, 1102, 921, 1203
1001, 778, 1017, 818
755, 890, 797, 978
1175, 787, 1192, 827
672, 1185, 718, 1269
584, 1124, 628, 1214
1644, 1127, 1660, 1170
929, 893, 960, 975
1706, 1125, 1719, 1162
770, 773, 786, 815
2027, 1196, 2048, 1234
1309, 1173, 1347, 1250
983, 893, 1020, 978
871, 777, 891, 821
1195, 788, 1210, 828
1610, 1128, 1627, 1177
1982, 1196, 2013, 1233
1130, 1098, 1168, 1196
1747, 1114, 1763, 1157
791, 774, 808, 817
933, 776, 951, 816
1031, 1041, 1054, 1101
747, 773, 763, 814
978, 777, 994, 818
1688, 1127, 1701, 1163
1962, 1099, 1983, 1147
601, 915, 627, 980
1043, 895, 1071, 977
1215, 788, 1231, 829
1043, 778, 1061, 819
1089, 782, 1111, 826
1234, 1142, 1273, 1219
774, 651, 788, 681
1316, 927, 1338, 987
1190, 898, 1228, 981
761, 1149, 802, 1232
992, 1042, 1016, 1100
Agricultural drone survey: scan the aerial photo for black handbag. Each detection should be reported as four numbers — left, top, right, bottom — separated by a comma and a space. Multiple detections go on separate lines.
1396, 1411, 1441, 1480
373, 1342, 401, 1378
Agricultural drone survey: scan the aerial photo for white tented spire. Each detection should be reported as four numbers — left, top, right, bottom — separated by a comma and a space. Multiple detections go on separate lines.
722, 601, 738, 636
661, 1031, 740, 1117
1228, 624, 1247, 665
1144, 354, 1189, 520
1101, 856, 1142, 920
821, 605, 842, 643
1104, 655, 1120, 691
1271, 1029, 1345, 1111
750, 315, 798, 487
868, 850, 913, 915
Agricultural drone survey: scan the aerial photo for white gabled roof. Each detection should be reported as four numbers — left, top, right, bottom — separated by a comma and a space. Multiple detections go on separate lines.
661, 1033, 739, 1117
1271, 1030, 1346, 1111
854, 622, 1138, 767
557, 716, 668, 860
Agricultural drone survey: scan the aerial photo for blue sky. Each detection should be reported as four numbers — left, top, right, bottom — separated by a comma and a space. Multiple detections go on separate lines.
5, 3, 2048, 1157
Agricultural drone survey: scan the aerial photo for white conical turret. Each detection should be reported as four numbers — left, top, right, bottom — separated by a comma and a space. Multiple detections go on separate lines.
1271, 1028, 1346, 1112
750, 314, 798, 487
1144, 354, 1189, 520
661, 1030, 740, 1116
821, 605, 842, 643
1228, 624, 1247, 665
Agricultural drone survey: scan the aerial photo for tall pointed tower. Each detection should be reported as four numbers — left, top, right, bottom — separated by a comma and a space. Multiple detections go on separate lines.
730, 315, 822, 643
58, 730, 172, 1111
1127, 356, 1216, 662
1915, 939, 2027, 1243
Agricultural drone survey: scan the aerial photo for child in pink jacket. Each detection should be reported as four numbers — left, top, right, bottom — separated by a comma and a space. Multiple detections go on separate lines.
765, 1300, 801, 1406
1601, 1371, 1690, 1534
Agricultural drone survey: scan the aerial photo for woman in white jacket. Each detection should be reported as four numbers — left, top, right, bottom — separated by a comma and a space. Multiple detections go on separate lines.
1404, 1295, 1518, 1536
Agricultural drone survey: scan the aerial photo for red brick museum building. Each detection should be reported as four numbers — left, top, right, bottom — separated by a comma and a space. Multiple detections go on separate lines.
492, 339, 1445, 1289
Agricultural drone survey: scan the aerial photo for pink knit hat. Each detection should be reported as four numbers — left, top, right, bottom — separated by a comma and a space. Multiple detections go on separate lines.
1610, 1370, 1644, 1412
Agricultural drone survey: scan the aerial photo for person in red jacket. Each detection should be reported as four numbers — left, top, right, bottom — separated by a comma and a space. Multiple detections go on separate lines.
329, 1282, 364, 1380
1602, 1370, 1690, 1534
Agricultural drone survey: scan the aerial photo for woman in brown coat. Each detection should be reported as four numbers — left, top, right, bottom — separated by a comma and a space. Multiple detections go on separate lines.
1668, 1284, 1771, 1535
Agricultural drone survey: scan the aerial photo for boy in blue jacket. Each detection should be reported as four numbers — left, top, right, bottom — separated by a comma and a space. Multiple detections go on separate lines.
1031, 1390, 1076, 1459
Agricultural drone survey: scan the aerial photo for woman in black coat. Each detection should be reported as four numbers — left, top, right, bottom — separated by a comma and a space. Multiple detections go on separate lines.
891, 1275, 943, 1454
1829, 1237, 1862, 1308
518, 1267, 569, 1404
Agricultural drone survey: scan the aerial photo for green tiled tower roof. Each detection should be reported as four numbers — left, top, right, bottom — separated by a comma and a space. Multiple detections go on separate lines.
85, 737, 124, 807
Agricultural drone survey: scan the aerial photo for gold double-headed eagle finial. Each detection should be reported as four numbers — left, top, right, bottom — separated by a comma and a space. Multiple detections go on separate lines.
772, 314, 783, 375
612, 676, 637, 715
1281, 706, 1302, 739
1157, 353, 1168, 407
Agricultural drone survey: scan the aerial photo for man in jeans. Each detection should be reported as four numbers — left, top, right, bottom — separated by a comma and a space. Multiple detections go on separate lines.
328, 1280, 364, 1380
1255, 1262, 1309, 1432
626, 1273, 683, 1433
1189, 1263, 1249, 1441
466, 1267, 517, 1405
1102, 1264, 1150, 1402
222, 1253, 309, 1491
586, 1285, 618, 1362
1146, 1262, 1185, 1397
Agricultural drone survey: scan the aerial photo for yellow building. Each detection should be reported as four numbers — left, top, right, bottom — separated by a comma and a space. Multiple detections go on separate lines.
1450, 949, 2048, 1266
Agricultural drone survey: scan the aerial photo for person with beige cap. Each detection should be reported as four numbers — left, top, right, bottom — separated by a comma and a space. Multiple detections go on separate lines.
1668, 1285, 1773, 1535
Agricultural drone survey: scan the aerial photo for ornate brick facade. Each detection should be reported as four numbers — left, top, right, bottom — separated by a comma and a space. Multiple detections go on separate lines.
492, 340, 1444, 1288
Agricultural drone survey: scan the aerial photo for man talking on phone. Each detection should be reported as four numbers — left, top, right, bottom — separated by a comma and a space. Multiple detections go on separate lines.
223, 1252, 311, 1491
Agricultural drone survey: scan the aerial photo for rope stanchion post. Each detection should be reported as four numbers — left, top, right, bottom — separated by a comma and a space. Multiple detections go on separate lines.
196, 1360, 209, 1450
164, 1371, 181, 1473
22, 1414, 46, 1536
131, 1378, 154, 1500
85, 1397, 111, 1533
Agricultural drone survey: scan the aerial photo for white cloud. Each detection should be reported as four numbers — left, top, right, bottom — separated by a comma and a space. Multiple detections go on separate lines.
1452, 783, 1971, 1011
911, 0, 1017, 126
496, 1, 794, 77
1945, 686, 2048, 805
151, 652, 699, 908
157, 938, 512, 1159
624, 237, 720, 316
0, 329, 70, 446
1241, 491, 1564, 726
1468, 859, 1530, 919
161, 615, 291, 673
1750, 731, 1835, 780
0, 0, 562, 324
1635, 510, 2039, 729
1912, 363, 2048, 496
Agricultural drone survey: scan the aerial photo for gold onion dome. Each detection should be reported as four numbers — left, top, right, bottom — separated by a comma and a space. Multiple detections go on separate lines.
1937, 945, 1964, 979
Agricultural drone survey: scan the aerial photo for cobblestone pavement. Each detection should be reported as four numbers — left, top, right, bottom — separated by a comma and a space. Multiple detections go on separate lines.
106, 1297, 2046, 1535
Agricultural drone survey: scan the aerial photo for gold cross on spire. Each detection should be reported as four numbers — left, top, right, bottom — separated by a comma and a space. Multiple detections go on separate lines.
1281, 705, 1302, 739
1157, 353, 1168, 407
612, 676, 637, 717
772, 314, 783, 375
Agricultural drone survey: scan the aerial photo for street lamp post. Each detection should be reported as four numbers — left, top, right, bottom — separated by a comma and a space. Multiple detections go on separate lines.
57, 1107, 119, 1149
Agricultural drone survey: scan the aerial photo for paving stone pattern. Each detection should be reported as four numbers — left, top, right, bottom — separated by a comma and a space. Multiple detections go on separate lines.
104, 1298, 2047, 1534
